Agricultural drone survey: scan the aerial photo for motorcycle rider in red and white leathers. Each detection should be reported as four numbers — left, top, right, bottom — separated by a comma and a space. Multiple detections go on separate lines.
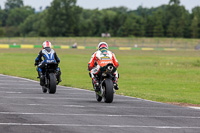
88, 42, 119, 91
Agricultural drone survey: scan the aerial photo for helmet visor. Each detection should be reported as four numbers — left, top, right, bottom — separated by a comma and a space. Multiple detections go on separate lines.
99, 44, 107, 49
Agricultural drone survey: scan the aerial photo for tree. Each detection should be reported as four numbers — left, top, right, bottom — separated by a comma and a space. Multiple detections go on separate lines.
118, 14, 144, 37
167, 19, 176, 37
169, 0, 180, 5
0, 9, 7, 26
20, 10, 49, 37
5, 0, 23, 11
111, 13, 126, 36
0, 22, 5, 37
153, 20, 164, 37
145, 16, 154, 37
106, 6, 128, 14
79, 9, 101, 36
163, 1, 189, 37
100, 10, 117, 36
45, 0, 81, 36
6, 6, 34, 26
190, 16, 199, 38
191, 6, 200, 38
153, 10, 164, 37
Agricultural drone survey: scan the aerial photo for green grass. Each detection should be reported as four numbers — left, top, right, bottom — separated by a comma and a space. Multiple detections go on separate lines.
0, 49, 200, 105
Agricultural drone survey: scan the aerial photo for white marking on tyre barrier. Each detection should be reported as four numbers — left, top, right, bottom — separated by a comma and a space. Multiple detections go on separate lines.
0, 112, 199, 119
0, 123, 199, 129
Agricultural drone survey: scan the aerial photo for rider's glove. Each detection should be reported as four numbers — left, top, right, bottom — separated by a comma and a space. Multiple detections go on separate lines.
34, 62, 38, 66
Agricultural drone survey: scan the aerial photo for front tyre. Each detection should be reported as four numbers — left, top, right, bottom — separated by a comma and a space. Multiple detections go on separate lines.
104, 79, 114, 103
48, 73, 57, 94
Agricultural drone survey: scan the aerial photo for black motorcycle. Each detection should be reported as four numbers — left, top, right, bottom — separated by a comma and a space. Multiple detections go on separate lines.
93, 63, 117, 103
41, 62, 58, 94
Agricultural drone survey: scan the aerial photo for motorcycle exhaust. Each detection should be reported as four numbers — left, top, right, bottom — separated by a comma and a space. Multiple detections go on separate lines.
107, 66, 113, 72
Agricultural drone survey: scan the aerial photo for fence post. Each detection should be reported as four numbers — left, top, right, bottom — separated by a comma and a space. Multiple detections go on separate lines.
69, 39, 71, 46
185, 41, 187, 50
84, 38, 86, 46
8, 37, 10, 44
170, 40, 173, 48
37, 37, 40, 45
22, 37, 25, 45
157, 40, 159, 48
142, 40, 144, 48
53, 38, 56, 45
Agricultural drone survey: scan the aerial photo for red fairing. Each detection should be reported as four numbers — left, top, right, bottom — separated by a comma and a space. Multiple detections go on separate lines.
88, 52, 97, 71
112, 53, 119, 68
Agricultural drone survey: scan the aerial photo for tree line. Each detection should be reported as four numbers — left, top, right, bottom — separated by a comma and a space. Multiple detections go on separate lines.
0, 0, 200, 38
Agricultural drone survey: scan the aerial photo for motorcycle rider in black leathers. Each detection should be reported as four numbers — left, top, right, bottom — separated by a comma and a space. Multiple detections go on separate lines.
34, 41, 61, 86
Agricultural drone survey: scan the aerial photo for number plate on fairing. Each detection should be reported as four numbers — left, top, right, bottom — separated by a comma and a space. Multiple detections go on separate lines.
46, 60, 55, 63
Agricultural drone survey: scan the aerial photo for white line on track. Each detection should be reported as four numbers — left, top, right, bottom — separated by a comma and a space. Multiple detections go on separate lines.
0, 80, 28, 83
0, 103, 188, 110
5, 92, 22, 94
188, 107, 200, 110
0, 84, 39, 86
0, 112, 199, 119
0, 87, 82, 91
0, 123, 199, 129
0, 96, 142, 101
0, 103, 85, 108
0, 91, 22, 94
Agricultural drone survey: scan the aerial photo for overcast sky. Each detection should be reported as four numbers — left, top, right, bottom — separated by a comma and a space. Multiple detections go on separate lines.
0, 0, 200, 11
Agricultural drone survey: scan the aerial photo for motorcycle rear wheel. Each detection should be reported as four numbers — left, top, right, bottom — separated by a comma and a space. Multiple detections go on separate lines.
104, 79, 114, 103
48, 73, 57, 94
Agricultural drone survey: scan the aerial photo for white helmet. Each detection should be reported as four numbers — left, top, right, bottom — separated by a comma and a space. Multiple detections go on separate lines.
98, 42, 108, 50
42, 41, 52, 49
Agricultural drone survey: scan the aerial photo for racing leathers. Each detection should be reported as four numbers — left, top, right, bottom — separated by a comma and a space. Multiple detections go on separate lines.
35, 47, 61, 85
88, 49, 119, 90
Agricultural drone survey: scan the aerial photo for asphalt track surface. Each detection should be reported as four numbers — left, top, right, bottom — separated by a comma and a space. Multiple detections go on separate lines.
0, 74, 200, 133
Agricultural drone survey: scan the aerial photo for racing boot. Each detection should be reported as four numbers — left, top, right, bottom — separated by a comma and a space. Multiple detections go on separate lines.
92, 77, 100, 92
113, 77, 119, 90
56, 70, 62, 84
39, 72, 44, 86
